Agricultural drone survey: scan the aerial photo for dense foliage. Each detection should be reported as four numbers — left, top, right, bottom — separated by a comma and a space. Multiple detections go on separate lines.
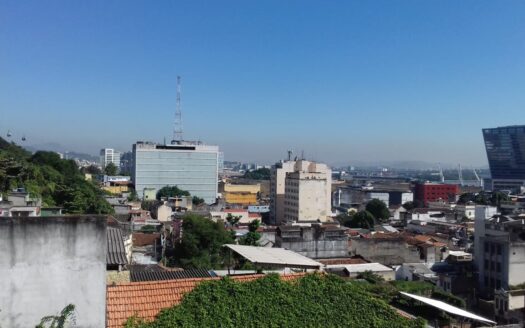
458, 191, 509, 207
0, 138, 113, 214
336, 210, 375, 229
365, 199, 391, 222
242, 168, 270, 180
361, 279, 466, 325
104, 162, 118, 175
156, 185, 190, 200
126, 274, 425, 328
238, 219, 261, 246
169, 214, 234, 269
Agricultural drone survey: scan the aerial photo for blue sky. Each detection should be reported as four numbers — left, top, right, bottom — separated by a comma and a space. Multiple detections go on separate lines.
1, 0, 525, 166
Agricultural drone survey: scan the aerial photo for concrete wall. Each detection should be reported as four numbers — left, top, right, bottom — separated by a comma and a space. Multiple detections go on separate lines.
509, 242, 525, 286
0, 216, 107, 328
350, 238, 421, 266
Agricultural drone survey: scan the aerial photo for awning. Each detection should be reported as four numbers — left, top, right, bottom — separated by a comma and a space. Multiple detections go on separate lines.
400, 292, 496, 325
224, 244, 323, 269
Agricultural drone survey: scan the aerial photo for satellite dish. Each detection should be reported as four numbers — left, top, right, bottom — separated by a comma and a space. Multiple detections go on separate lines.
7, 130, 12, 138
21, 135, 26, 141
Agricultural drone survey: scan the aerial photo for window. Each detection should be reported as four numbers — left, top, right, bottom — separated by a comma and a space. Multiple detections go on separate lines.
496, 263, 501, 273
497, 244, 502, 255
484, 260, 489, 270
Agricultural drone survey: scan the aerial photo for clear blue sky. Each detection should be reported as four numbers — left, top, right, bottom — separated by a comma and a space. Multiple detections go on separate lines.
1, 0, 525, 166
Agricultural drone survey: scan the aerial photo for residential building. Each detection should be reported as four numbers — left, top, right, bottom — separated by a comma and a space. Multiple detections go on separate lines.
220, 183, 260, 205
483, 125, 525, 192
326, 262, 395, 281
431, 251, 475, 306
474, 213, 525, 297
210, 209, 261, 225
270, 160, 331, 224
275, 224, 348, 259
132, 141, 220, 204
414, 182, 460, 206
100, 148, 121, 171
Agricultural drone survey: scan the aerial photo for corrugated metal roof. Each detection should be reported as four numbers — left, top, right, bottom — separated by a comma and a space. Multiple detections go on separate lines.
400, 292, 495, 324
224, 244, 323, 269
326, 262, 393, 273
107, 227, 128, 266
130, 269, 215, 282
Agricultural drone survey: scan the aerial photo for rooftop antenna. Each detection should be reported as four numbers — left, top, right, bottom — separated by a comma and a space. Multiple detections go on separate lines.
287, 150, 293, 161
172, 76, 183, 143
301, 150, 304, 160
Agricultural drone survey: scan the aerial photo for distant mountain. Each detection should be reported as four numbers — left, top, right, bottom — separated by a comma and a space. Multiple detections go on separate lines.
24, 143, 99, 162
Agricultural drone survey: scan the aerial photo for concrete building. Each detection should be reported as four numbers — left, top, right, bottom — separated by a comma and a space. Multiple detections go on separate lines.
270, 160, 331, 224
0, 216, 107, 328
474, 213, 525, 297
350, 233, 424, 266
414, 182, 460, 206
100, 148, 121, 170
326, 262, 395, 281
483, 125, 525, 192
275, 224, 348, 258
132, 141, 220, 204
220, 183, 260, 205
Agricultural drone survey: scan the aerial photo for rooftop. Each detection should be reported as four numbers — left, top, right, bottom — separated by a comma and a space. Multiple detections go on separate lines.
107, 227, 128, 266
106, 273, 306, 328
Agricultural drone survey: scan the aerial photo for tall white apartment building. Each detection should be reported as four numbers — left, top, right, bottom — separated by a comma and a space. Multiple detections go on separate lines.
270, 160, 331, 224
132, 141, 220, 204
100, 148, 121, 170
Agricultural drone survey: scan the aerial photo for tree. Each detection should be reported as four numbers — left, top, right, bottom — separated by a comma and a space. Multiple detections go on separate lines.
225, 213, 240, 227
349, 210, 375, 229
366, 199, 390, 222
127, 189, 139, 202
337, 211, 375, 229
402, 201, 415, 211
243, 168, 271, 180
0, 139, 113, 213
36, 304, 75, 328
82, 164, 102, 175
104, 162, 118, 176
238, 220, 261, 246
192, 196, 205, 206
490, 191, 509, 207
156, 185, 190, 200
171, 214, 234, 269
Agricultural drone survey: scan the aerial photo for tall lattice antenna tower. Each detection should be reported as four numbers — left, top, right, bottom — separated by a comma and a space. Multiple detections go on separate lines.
173, 76, 183, 142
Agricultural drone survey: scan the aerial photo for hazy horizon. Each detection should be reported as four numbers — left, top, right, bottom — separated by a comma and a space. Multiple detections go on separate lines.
2, 1, 525, 167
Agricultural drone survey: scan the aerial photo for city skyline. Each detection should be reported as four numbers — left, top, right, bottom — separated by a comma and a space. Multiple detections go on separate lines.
2, 1, 525, 166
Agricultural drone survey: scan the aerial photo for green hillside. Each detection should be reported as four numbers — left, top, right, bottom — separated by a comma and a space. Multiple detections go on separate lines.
0, 137, 113, 214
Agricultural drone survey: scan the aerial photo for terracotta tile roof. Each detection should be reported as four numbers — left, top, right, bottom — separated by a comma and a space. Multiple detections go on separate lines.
106, 273, 306, 328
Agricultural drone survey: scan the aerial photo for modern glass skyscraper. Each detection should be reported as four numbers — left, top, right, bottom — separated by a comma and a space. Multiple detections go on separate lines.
482, 125, 525, 191
132, 141, 220, 204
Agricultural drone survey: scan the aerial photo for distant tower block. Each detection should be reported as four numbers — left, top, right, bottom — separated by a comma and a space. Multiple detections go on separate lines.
173, 76, 183, 143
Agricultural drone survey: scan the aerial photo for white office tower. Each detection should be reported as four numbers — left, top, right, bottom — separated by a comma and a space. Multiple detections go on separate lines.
270, 160, 331, 225
132, 141, 220, 204
100, 148, 121, 170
